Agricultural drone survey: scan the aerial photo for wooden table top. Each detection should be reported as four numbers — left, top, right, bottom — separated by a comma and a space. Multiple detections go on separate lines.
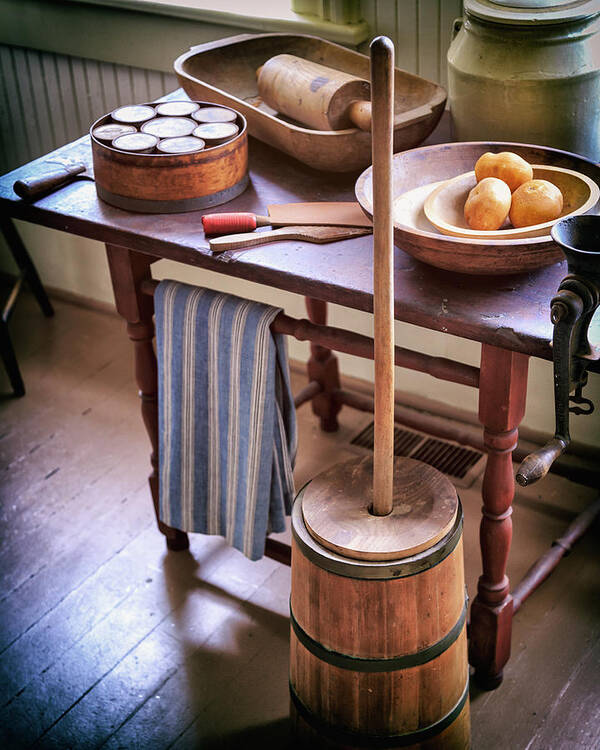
1, 99, 595, 365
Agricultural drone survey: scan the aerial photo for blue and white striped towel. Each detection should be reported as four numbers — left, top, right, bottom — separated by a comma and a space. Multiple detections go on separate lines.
155, 280, 297, 560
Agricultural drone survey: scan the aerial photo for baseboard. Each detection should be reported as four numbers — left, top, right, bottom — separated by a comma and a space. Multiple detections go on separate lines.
46, 286, 118, 316
1, 272, 119, 317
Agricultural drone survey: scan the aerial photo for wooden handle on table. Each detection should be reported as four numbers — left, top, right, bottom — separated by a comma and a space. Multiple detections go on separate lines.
13, 163, 86, 200
209, 225, 371, 252
210, 227, 301, 252
371, 36, 395, 517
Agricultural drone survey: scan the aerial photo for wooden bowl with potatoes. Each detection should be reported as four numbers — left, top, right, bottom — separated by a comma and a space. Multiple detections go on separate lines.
355, 142, 600, 275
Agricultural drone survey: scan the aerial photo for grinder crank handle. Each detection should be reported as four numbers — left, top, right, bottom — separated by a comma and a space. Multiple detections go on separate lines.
516, 287, 585, 487
516, 438, 569, 487
13, 162, 87, 200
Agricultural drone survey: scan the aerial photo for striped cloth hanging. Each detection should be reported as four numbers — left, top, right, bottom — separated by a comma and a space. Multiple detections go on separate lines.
155, 280, 297, 560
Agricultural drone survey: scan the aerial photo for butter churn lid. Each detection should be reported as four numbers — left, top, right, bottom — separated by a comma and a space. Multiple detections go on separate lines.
464, 0, 600, 24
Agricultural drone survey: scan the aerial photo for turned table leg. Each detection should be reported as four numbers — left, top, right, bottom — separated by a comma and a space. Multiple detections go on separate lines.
469, 343, 529, 689
106, 245, 189, 551
305, 297, 342, 432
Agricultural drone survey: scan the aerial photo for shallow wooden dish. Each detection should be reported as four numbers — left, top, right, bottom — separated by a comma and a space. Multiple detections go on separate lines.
355, 142, 600, 275
174, 33, 446, 173
424, 165, 599, 240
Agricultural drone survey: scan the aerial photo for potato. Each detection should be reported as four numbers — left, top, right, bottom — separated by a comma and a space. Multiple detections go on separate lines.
509, 179, 564, 228
474, 152, 533, 193
464, 177, 512, 231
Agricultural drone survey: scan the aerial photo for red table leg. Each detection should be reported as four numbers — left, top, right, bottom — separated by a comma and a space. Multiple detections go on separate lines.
469, 343, 529, 689
305, 297, 342, 432
106, 245, 189, 551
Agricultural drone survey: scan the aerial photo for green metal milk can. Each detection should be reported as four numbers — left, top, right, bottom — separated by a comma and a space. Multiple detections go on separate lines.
447, 1, 600, 161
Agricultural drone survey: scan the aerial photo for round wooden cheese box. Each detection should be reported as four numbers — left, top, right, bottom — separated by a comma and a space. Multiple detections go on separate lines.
90, 100, 248, 213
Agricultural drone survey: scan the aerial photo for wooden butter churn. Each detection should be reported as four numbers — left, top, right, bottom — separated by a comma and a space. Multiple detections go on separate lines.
289, 37, 470, 749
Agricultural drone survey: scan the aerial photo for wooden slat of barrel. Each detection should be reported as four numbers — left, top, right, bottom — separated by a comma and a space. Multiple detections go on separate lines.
291, 534, 466, 657
290, 699, 471, 750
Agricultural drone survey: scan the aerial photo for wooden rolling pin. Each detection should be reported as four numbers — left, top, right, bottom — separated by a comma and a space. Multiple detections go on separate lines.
256, 54, 372, 131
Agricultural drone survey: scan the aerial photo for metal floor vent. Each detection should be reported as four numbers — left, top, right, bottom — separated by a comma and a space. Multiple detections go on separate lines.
349, 422, 485, 488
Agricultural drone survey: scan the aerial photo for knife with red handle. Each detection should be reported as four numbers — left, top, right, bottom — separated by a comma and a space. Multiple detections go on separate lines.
201, 203, 372, 235
201, 213, 273, 234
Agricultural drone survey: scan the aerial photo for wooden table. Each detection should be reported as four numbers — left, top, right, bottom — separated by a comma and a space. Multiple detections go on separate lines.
1, 107, 596, 691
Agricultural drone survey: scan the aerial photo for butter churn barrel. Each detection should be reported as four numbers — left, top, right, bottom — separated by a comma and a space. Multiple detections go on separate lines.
289, 456, 470, 749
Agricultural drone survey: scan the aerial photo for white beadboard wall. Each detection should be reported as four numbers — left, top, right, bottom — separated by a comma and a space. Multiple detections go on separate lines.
358, 0, 462, 90
0, 44, 178, 174
0, 1, 463, 173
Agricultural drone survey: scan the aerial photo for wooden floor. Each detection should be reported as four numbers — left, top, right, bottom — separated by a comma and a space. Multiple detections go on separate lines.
1, 291, 599, 750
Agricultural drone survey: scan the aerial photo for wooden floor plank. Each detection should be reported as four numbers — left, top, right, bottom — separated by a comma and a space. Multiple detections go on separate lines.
31, 549, 285, 749
0, 534, 243, 747
101, 565, 292, 750
0, 479, 153, 655
470, 528, 600, 749
0, 436, 151, 597
0, 484, 152, 704
528, 637, 600, 750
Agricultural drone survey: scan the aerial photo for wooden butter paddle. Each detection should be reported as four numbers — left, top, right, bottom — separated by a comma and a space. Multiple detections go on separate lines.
209, 225, 370, 253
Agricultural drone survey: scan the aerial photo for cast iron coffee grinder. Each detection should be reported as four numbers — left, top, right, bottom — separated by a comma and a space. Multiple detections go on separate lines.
517, 215, 600, 487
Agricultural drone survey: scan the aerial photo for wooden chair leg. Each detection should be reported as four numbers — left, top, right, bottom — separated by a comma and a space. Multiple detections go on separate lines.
305, 297, 342, 432
469, 343, 529, 689
0, 216, 55, 396
105, 244, 189, 552
0, 215, 54, 318
0, 319, 25, 397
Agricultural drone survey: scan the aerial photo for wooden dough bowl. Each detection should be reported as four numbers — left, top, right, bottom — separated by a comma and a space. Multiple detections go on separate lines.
355, 142, 600, 275
174, 33, 446, 173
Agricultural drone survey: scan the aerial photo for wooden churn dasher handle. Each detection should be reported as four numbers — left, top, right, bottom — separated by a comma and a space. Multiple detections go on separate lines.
370, 36, 395, 517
